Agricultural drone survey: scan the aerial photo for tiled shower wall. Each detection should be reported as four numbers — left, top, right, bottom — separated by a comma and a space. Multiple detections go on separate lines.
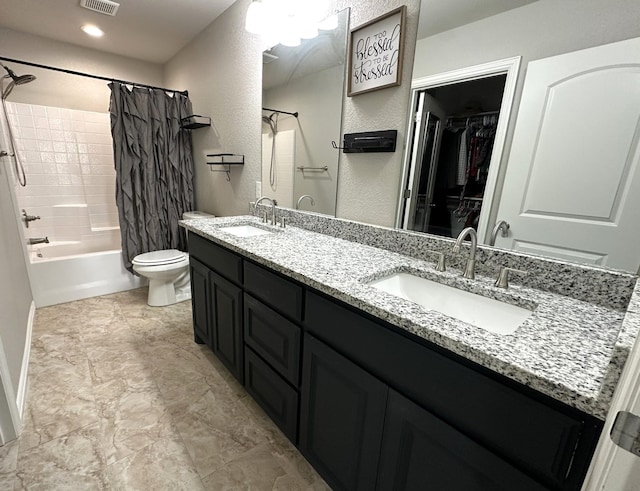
6, 102, 120, 254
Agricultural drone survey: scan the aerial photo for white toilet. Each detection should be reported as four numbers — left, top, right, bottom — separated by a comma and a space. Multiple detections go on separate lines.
132, 210, 214, 307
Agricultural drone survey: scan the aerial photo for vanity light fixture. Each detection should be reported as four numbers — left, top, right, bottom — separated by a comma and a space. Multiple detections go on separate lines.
81, 24, 104, 37
245, 0, 335, 49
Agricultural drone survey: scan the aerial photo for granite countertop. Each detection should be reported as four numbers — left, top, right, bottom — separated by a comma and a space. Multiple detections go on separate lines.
181, 215, 639, 420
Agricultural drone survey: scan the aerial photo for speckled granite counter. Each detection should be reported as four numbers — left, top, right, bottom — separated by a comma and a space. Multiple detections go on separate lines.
180, 215, 640, 420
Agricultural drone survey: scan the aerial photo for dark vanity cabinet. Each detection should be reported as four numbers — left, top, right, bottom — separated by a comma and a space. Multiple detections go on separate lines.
188, 232, 603, 491
188, 233, 244, 382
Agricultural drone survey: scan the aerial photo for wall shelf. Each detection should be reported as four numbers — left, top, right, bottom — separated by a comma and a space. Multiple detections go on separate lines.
181, 115, 211, 129
206, 153, 244, 181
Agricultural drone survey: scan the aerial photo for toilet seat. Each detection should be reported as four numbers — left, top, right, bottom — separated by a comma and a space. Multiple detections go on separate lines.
132, 249, 187, 266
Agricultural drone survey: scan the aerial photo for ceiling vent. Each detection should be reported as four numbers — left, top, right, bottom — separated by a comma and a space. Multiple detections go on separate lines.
80, 0, 120, 16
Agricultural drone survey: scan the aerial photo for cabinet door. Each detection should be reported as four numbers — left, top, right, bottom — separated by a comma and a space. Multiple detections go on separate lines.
299, 334, 388, 491
210, 270, 243, 383
190, 258, 210, 346
377, 390, 547, 491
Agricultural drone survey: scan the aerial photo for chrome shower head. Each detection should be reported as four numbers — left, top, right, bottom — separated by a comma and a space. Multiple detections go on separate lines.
1, 64, 36, 85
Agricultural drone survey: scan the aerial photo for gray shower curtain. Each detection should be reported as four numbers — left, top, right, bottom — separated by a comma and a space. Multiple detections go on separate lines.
109, 82, 194, 273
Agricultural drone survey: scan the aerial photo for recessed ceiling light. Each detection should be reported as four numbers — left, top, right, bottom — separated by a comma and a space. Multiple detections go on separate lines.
81, 24, 104, 37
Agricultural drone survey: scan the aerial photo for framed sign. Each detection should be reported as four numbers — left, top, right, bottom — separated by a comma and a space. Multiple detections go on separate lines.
347, 6, 406, 97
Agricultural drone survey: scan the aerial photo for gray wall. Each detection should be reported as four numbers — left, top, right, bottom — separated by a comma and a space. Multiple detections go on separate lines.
164, 0, 263, 218
333, 0, 420, 227
413, 0, 640, 80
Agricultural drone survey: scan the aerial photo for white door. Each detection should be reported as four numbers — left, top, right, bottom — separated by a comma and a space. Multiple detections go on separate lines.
583, 326, 640, 490
494, 37, 640, 273
402, 92, 447, 232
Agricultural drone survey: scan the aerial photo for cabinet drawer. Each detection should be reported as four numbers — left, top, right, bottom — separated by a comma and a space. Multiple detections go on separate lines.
305, 291, 598, 489
188, 232, 242, 285
244, 347, 298, 443
244, 294, 301, 386
244, 261, 303, 321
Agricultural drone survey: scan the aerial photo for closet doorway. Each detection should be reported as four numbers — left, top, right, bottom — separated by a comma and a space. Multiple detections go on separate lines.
397, 57, 521, 243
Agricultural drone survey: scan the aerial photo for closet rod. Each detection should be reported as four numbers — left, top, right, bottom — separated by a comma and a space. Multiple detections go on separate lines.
0, 56, 188, 96
262, 107, 299, 118
448, 110, 499, 120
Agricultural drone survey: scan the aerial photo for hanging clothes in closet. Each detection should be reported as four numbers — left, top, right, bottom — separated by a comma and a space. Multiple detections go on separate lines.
442, 112, 499, 235
448, 113, 498, 196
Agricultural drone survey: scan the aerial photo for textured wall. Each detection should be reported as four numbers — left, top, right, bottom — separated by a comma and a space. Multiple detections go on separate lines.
165, 0, 420, 226
333, 0, 420, 227
164, 0, 262, 218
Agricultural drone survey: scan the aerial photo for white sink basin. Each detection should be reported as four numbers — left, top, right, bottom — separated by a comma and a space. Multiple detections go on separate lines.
219, 225, 274, 237
367, 272, 533, 335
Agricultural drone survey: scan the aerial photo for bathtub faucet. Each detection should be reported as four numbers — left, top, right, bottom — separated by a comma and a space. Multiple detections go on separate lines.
27, 237, 49, 245
22, 209, 41, 228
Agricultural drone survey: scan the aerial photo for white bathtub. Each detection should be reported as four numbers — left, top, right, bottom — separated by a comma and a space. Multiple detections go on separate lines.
29, 243, 145, 307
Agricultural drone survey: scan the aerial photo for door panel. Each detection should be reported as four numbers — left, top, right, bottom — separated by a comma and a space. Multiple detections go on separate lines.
495, 37, 640, 272
403, 92, 447, 232
210, 271, 243, 382
299, 334, 388, 491
377, 390, 546, 491
189, 258, 210, 346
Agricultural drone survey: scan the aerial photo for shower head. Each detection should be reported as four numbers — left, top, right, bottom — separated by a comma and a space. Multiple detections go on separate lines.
1, 64, 36, 85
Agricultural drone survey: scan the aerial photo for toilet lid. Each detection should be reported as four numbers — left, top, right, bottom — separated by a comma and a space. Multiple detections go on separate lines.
132, 249, 187, 266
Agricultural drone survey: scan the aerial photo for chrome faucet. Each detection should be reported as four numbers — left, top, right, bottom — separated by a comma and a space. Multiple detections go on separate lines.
296, 194, 315, 209
28, 237, 49, 245
489, 220, 510, 246
452, 227, 477, 279
255, 196, 276, 225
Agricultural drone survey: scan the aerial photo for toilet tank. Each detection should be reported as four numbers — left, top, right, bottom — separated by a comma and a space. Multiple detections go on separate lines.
183, 211, 214, 219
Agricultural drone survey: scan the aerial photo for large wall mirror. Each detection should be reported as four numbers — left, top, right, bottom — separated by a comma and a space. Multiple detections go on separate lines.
260, 1, 640, 274
260, 8, 349, 216
403, 0, 640, 273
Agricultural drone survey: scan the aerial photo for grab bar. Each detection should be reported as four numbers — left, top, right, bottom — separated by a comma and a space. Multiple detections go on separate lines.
296, 166, 328, 172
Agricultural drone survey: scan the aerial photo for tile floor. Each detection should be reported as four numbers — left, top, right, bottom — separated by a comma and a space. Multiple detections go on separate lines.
0, 288, 329, 490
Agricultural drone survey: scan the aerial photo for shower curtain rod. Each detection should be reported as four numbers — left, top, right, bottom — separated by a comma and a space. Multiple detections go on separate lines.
0, 56, 188, 96
262, 107, 299, 118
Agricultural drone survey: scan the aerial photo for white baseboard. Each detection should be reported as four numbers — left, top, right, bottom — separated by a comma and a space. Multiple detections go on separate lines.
16, 300, 35, 417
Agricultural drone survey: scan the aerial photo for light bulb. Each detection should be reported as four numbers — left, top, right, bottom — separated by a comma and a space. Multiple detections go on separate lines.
245, 1, 266, 34
81, 24, 104, 37
279, 15, 301, 47
298, 20, 319, 40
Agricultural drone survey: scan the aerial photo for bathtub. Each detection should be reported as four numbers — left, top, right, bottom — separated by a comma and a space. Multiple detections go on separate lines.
29, 242, 145, 307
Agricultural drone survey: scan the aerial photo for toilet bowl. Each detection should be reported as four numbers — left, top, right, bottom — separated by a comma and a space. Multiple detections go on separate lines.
132, 210, 214, 306
132, 250, 190, 306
